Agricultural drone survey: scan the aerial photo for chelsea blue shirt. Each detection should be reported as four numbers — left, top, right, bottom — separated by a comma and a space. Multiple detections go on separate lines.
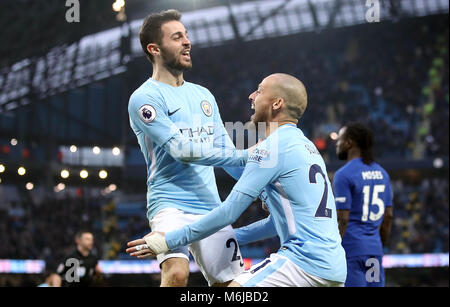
333, 158, 393, 257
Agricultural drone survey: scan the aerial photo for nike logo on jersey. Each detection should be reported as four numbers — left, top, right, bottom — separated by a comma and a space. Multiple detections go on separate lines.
168, 108, 181, 116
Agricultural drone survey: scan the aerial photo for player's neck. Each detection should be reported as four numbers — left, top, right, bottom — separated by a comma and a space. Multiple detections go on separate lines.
265, 118, 297, 137
152, 65, 184, 87
346, 148, 361, 162
77, 246, 90, 257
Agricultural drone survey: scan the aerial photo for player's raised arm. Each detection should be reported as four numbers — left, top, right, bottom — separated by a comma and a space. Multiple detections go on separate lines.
129, 92, 247, 167
210, 94, 246, 180
214, 124, 245, 180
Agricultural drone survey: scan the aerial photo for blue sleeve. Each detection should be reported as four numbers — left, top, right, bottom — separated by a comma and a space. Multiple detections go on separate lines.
211, 94, 245, 180
165, 138, 281, 250
235, 215, 277, 246
232, 140, 282, 198
223, 167, 245, 181
332, 169, 353, 210
129, 91, 247, 167
128, 90, 178, 146
165, 190, 254, 249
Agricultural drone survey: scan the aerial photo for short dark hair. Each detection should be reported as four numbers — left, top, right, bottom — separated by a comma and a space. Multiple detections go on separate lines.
344, 122, 375, 165
75, 230, 92, 240
139, 9, 182, 63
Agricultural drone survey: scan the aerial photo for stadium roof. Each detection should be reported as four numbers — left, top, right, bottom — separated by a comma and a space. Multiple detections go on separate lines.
1, 0, 262, 69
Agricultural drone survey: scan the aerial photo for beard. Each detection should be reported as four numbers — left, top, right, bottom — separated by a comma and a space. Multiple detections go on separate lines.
160, 46, 192, 71
251, 112, 265, 126
251, 106, 271, 126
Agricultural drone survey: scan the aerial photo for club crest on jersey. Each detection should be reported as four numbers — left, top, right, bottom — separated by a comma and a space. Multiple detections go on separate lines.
201, 100, 213, 117
138, 105, 156, 123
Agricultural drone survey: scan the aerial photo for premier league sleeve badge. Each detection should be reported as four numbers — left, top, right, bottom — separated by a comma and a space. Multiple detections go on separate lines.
138, 105, 157, 123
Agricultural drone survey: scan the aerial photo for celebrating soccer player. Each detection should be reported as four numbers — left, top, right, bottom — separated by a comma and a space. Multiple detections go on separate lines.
333, 123, 394, 287
128, 9, 249, 287
127, 73, 347, 287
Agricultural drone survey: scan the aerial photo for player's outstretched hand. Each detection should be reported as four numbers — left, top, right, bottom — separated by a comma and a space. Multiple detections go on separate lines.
126, 231, 168, 259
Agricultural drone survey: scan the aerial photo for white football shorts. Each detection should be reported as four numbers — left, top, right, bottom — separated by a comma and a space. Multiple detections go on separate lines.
234, 253, 344, 287
149, 207, 245, 286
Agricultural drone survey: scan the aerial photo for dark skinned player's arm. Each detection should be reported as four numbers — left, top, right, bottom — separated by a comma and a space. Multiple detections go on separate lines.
337, 209, 350, 239
380, 206, 393, 246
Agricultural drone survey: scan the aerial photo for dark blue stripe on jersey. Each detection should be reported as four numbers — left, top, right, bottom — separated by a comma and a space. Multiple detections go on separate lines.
250, 259, 271, 274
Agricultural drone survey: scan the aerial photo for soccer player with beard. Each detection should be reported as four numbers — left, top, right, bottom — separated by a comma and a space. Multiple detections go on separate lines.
128, 73, 347, 287
128, 10, 247, 287
333, 123, 393, 287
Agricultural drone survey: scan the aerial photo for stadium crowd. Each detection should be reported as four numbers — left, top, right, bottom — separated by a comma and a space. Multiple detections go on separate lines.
0, 187, 105, 266
185, 14, 449, 161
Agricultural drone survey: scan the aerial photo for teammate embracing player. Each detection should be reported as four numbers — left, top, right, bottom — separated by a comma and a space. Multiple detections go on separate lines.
128, 73, 347, 287
333, 123, 393, 287
128, 9, 248, 287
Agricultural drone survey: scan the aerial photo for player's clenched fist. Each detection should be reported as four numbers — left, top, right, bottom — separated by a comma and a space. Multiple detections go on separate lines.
126, 231, 169, 258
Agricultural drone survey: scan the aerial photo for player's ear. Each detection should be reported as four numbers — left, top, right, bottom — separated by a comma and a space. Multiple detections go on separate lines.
346, 138, 354, 149
272, 97, 283, 111
147, 43, 160, 57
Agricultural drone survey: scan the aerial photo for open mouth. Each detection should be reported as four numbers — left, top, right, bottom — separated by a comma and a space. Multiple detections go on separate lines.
181, 50, 190, 60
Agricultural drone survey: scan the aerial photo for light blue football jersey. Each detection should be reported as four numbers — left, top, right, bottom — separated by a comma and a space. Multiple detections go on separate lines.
128, 78, 247, 220
165, 124, 347, 283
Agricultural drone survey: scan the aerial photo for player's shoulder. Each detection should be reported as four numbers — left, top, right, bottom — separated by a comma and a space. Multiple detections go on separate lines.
185, 81, 216, 101
185, 81, 211, 93
281, 126, 319, 157
275, 125, 304, 144
263, 126, 296, 154
265, 126, 313, 165
371, 161, 391, 180
129, 79, 166, 108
